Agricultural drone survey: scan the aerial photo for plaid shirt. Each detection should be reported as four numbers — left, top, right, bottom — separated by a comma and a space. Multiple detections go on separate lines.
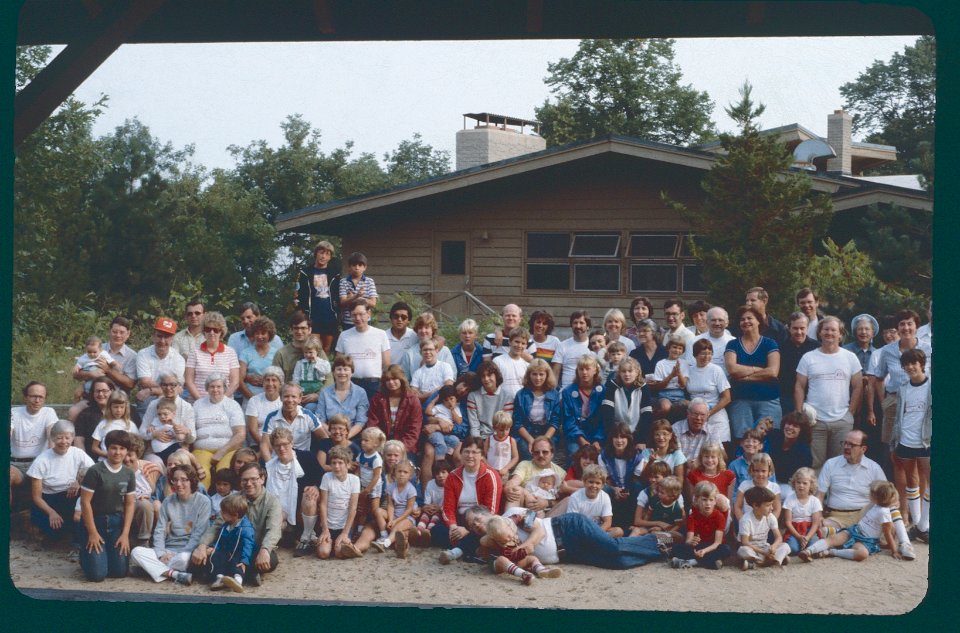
673, 419, 712, 462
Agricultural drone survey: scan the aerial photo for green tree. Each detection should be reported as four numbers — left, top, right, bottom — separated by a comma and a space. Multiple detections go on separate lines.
383, 133, 450, 184
535, 39, 716, 146
664, 83, 833, 317
839, 36, 935, 189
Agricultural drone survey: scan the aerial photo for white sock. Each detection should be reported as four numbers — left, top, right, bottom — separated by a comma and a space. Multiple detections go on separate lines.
234, 574, 244, 585
300, 514, 317, 540
383, 536, 393, 547
919, 493, 930, 532
830, 548, 856, 560
891, 509, 909, 544
448, 547, 463, 558
380, 530, 389, 539
906, 487, 921, 523
807, 539, 829, 555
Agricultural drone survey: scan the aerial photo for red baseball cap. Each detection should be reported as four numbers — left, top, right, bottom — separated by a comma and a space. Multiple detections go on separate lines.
154, 317, 177, 334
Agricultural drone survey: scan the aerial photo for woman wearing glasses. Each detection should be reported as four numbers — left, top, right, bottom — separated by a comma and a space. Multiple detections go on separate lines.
184, 311, 240, 402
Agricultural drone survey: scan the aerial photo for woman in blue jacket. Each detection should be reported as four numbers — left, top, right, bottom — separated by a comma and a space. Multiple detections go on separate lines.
512, 359, 562, 460
560, 355, 606, 465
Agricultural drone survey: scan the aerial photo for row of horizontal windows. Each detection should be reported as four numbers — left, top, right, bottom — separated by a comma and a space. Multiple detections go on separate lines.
527, 263, 704, 293
527, 232, 697, 259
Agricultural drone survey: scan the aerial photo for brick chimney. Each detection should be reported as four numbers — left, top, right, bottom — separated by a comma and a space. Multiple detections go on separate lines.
826, 109, 852, 175
456, 113, 545, 170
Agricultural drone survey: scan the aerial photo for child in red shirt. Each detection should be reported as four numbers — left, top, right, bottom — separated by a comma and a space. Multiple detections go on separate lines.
669, 481, 731, 570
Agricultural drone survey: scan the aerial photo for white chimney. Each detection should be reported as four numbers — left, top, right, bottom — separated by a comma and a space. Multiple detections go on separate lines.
456, 113, 546, 170
826, 109, 852, 175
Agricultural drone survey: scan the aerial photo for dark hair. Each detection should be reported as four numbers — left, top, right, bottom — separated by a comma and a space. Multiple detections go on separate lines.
476, 360, 503, 387
795, 287, 818, 302
103, 429, 133, 450
185, 299, 204, 310
900, 347, 927, 368
894, 309, 921, 329
456, 371, 480, 393
629, 297, 653, 322
239, 301, 261, 317
332, 355, 354, 371
735, 305, 765, 329
743, 485, 776, 507
569, 310, 592, 328
437, 384, 458, 402
529, 310, 555, 335
110, 316, 131, 330
687, 300, 711, 315
251, 315, 276, 338
238, 461, 266, 481
604, 423, 637, 461
22, 381, 46, 397
86, 377, 116, 405
211, 468, 238, 491
347, 251, 368, 266
569, 444, 600, 478
780, 411, 812, 444
389, 301, 412, 318
379, 364, 409, 396
433, 459, 452, 475
172, 464, 201, 493
663, 298, 684, 312
288, 310, 309, 327
461, 436, 484, 453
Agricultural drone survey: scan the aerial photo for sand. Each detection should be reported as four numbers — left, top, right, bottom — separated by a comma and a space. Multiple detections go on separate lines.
9, 533, 928, 614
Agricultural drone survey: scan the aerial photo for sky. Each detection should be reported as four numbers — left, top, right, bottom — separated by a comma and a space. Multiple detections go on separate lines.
55, 36, 921, 173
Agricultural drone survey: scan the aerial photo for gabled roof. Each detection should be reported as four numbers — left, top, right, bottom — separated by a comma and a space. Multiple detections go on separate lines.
276, 133, 852, 233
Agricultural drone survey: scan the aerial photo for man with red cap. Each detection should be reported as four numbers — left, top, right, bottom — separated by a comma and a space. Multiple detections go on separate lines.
135, 317, 185, 415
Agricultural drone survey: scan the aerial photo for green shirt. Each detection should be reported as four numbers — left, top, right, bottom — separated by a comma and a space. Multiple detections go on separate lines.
81, 462, 136, 516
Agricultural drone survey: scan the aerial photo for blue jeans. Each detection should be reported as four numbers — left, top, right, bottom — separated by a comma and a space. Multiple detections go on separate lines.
426, 431, 460, 457
728, 398, 782, 440
31, 492, 82, 543
786, 532, 821, 554
550, 513, 662, 569
79, 512, 130, 582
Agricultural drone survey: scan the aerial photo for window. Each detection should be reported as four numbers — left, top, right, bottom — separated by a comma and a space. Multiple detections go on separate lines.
630, 264, 677, 292
527, 233, 569, 258
575, 264, 620, 291
570, 233, 620, 257
527, 263, 569, 290
440, 241, 466, 275
683, 264, 704, 292
629, 234, 678, 257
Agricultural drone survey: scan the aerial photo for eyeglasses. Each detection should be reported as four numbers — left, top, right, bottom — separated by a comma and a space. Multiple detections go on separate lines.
240, 477, 261, 484
391, 314, 410, 321
665, 311, 682, 317
160, 382, 179, 388
186, 311, 203, 316
154, 332, 173, 338
203, 327, 220, 333
533, 450, 552, 455
842, 442, 864, 448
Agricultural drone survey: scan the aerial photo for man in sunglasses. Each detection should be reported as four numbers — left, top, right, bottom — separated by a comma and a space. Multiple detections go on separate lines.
386, 301, 418, 362
503, 437, 566, 512
172, 300, 205, 359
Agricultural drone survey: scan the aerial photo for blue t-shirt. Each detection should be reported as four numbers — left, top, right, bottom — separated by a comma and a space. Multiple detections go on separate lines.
725, 336, 780, 401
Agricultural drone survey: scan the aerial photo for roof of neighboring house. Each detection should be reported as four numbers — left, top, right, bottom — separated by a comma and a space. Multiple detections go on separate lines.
276, 133, 858, 233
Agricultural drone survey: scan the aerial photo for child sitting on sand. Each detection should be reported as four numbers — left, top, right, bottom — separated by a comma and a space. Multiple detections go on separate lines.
481, 514, 561, 585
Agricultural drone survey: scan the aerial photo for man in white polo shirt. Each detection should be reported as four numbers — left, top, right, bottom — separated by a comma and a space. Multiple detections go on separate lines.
10, 381, 59, 502
135, 317, 186, 416
817, 430, 886, 528
335, 299, 391, 400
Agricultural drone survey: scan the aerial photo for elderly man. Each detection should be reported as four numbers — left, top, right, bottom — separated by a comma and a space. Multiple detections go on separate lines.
795, 316, 862, 469
816, 430, 886, 528
259, 383, 325, 464
135, 317, 186, 416
483, 303, 533, 361
334, 299, 391, 400
504, 436, 567, 512
690, 306, 734, 369
191, 462, 282, 586
551, 311, 591, 388
730, 287, 787, 343
778, 312, 819, 416
272, 310, 313, 383
10, 381, 59, 503
172, 300, 205, 359
227, 301, 283, 358
672, 399, 713, 462
796, 287, 825, 335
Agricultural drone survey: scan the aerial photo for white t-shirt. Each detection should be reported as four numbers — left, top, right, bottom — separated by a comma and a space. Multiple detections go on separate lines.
493, 354, 529, 402
266, 456, 304, 521
817, 456, 886, 511
457, 469, 478, 517
423, 479, 445, 506
10, 406, 58, 459
411, 361, 455, 395
565, 487, 613, 525
796, 348, 862, 421
244, 393, 283, 440
135, 346, 186, 385
783, 493, 823, 524
685, 362, 731, 427
92, 419, 137, 457
320, 471, 361, 530
739, 510, 780, 546
387, 327, 418, 362
898, 378, 930, 448
192, 397, 245, 451
335, 326, 391, 379
26, 447, 94, 495
737, 479, 782, 500
654, 357, 687, 391
553, 338, 590, 388
856, 504, 893, 539
502, 506, 560, 564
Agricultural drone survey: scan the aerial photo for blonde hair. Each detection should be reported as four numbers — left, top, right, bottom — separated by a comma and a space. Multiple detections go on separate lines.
220, 493, 249, 518
269, 426, 294, 446
616, 357, 644, 388
394, 459, 415, 476
326, 413, 350, 430
789, 467, 818, 494
522, 358, 557, 391
303, 334, 323, 353
693, 480, 718, 500
581, 463, 607, 483
383, 439, 405, 457
105, 390, 133, 427
694, 443, 727, 472
155, 397, 178, 416
659, 475, 682, 496
606, 340, 627, 355
575, 354, 602, 387
870, 480, 898, 508
485, 515, 516, 543
749, 452, 775, 477
361, 427, 386, 452
492, 410, 513, 431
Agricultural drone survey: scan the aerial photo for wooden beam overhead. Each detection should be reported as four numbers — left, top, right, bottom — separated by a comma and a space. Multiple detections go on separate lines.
14, 0, 166, 147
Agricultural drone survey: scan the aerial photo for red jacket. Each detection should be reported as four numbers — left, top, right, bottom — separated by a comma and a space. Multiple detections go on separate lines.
366, 391, 423, 455
442, 461, 502, 527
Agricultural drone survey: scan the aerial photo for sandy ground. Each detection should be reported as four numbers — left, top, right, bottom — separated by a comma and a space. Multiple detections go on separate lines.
8, 533, 928, 614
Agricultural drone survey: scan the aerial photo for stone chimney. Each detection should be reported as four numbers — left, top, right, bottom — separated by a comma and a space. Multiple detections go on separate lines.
456, 113, 546, 171
826, 109, 852, 175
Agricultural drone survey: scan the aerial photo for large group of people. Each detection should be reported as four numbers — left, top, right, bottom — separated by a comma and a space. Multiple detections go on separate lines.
10, 242, 931, 593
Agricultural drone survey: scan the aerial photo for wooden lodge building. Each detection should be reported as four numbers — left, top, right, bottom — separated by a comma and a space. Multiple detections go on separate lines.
276, 111, 931, 323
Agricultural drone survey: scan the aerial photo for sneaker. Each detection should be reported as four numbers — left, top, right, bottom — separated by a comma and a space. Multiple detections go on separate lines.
740, 558, 755, 571
222, 574, 244, 593
394, 531, 409, 559
779, 556, 789, 567
537, 567, 562, 578
370, 538, 387, 553
172, 571, 193, 586
798, 549, 814, 563
712, 559, 723, 570
210, 575, 225, 591
520, 571, 534, 586
439, 549, 460, 565
67, 548, 80, 563
340, 541, 363, 559
293, 539, 313, 558
671, 557, 694, 569
899, 541, 916, 561
249, 572, 263, 587
907, 524, 921, 541
915, 529, 930, 544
